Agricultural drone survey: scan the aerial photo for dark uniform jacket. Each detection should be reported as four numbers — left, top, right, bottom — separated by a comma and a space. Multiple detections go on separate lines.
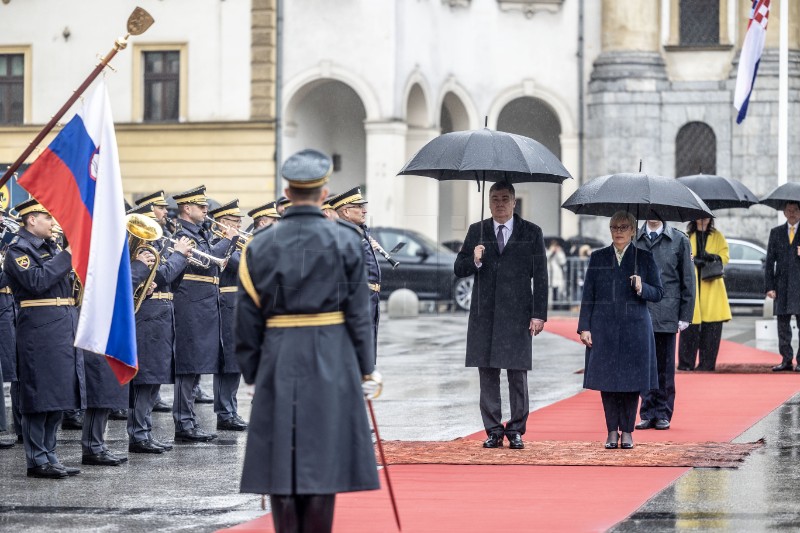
578, 245, 663, 392
173, 219, 232, 374
454, 215, 548, 370
236, 205, 379, 495
211, 237, 240, 375
130, 239, 188, 384
765, 223, 800, 315
362, 224, 381, 356
0, 269, 17, 383
3, 228, 85, 413
635, 224, 695, 332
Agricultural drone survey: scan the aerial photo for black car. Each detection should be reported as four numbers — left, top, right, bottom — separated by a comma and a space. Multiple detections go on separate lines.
371, 227, 472, 311
725, 237, 767, 306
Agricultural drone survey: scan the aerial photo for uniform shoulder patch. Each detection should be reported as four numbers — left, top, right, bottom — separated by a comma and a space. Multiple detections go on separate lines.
15, 255, 30, 269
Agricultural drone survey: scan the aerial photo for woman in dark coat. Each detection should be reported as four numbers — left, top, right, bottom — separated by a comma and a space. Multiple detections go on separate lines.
578, 211, 663, 449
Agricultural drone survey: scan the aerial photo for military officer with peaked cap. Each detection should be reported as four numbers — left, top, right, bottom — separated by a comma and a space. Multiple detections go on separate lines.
276, 196, 292, 216
126, 203, 193, 453
236, 149, 379, 532
3, 198, 85, 478
1, 206, 21, 448
248, 201, 281, 232
171, 185, 238, 442
330, 187, 382, 361
209, 199, 247, 431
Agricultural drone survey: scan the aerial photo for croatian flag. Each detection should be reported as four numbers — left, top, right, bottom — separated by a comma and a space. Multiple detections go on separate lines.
18, 81, 137, 384
734, 0, 771, 124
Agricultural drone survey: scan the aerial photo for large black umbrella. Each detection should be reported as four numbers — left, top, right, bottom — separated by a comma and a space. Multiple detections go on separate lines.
759, 182, 800, 210
398, 127, 572, 238
561, 173, 714, 222
676, 174, 759, 210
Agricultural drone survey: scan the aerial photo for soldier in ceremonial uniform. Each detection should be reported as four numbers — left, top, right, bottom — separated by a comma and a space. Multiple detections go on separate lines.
236, 149, 379, 532
171, 185, 238, 442
3, 199, 84, 478
247, 201, 281, 232
0, 206, 19, 448
276, 196, 292, 216
330, 187, 381, 360
321, 195, 338, 221
209, 200, 248, 431
126, 199, 192, 454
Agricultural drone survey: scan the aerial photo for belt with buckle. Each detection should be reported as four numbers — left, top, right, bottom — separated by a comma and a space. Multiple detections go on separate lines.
149, 292, 173, 300
219, 287, 238, 293
20, 297, 76, 308
266, 311, 345, 328
0, 287, 11, 295
183, 274, 219, 285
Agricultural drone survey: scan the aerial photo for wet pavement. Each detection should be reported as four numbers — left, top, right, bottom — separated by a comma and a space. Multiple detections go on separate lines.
0, 309, 798, 532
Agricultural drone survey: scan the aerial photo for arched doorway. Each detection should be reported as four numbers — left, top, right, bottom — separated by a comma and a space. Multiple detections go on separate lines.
438, 92, 473, 244
496, 97, 562, 236
402, 83, 439, 238
284, 79, 367, 195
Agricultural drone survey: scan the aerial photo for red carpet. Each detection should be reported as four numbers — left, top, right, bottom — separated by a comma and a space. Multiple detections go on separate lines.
222, 317, 800, 533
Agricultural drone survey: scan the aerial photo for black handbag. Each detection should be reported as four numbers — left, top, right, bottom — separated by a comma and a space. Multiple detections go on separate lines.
700, 256, 724, 281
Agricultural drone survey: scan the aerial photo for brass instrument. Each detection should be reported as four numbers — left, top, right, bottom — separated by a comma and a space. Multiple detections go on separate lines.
212, 229, 248, 251
0, 217, 20, 264
126, 213, 163, 312
205, 216, 253, 242
161, 236, 228, 269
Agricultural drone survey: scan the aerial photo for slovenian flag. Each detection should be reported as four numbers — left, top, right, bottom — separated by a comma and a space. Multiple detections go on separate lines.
734, 0, 771, 124
18, 81, 137, 384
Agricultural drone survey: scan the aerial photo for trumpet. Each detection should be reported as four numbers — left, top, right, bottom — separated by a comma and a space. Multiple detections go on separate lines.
161, 236, 228, 269
212, 229, 248, 251
205, 216, 253, 241
0, 216, 20, 234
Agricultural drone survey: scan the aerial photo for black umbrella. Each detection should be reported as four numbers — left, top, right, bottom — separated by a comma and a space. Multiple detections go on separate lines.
676, 174, 759, 210
759, 182, 800, 210
561, 173, 714, 222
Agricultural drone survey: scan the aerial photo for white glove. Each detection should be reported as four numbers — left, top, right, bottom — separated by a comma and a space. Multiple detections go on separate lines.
678, 321, 690, 332
361, 370, 383, 400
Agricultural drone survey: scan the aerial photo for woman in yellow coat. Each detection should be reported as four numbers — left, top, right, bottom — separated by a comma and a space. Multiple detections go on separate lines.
677, 218, 732, 371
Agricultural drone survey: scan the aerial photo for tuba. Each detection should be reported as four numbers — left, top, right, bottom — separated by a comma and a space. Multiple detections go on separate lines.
126, 213, 163, 312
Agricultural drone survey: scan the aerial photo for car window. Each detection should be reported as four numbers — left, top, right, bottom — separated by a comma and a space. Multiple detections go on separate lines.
376, 231, 424, 258
729, 242, 764, 261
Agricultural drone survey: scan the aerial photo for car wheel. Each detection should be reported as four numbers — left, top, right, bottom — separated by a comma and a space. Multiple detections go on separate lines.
454, 277, 473, 311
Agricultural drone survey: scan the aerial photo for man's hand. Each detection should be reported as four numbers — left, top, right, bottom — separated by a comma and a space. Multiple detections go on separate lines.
473, 244, 485, 264
767, 290, 777, 299
678, 321, 690, 332
136, 249, 156, 267
223, 225, 238, 240
173, 237, 193, 256
579, 331, 592, 347
530, 319, 544, 336
146, 281, 157, 296
630, 274, 642, 295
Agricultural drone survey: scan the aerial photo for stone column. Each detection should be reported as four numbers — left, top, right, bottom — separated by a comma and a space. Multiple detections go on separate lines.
559, 133, 580, 239
364, 120, 408, 229
402, 126, 440, 241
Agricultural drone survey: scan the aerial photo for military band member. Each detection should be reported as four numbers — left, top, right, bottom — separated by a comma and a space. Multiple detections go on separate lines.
126, 198, 192, 453
0, 206, 18, 448
331, 187, 381, 361
4, 199, 85, 478
247, 201, 281, 232
276, 196, 292, 216
236, 149, 379, 532
209, 200, 248, 431
321, 195, 339, 221
171, 185, 237, 442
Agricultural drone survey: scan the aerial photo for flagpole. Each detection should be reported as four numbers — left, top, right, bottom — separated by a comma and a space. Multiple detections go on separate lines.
0, 7, 154, 190
778, 0, 788, 188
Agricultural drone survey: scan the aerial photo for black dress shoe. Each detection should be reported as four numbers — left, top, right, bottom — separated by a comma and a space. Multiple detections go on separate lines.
795, 365, 800, 372
51, 463, 81, 476
482, 434, 503, 448
0, 440, 15, 449
508, 434, 524, 449
604, 431, 619, 449
149, 438, 173, 451
194, 389, 214, 404
217, 417, 248, 431
620, 432, 634, 449
635, 419, 654, 430
82, 451, 123, 466
654, 419, 671, 430
109, 409, 128, 420
61, 416, 83, 430
129, 440, 165, 454
676, 366, 693, 371
152, 400, 171, 413
16, 434, 23, 443
27, 464, 68, 479
175, 428, 217, 443
772, 361, 793, 372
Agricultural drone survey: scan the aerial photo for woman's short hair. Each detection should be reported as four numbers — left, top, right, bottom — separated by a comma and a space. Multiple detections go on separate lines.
609, 211, 636, 230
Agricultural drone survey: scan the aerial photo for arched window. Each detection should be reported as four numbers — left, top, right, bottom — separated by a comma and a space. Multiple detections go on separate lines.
676, 122, 716, 177
679, 0, 719, 46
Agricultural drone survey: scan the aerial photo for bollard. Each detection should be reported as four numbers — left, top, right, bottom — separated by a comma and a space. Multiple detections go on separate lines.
387, 288, 419, 318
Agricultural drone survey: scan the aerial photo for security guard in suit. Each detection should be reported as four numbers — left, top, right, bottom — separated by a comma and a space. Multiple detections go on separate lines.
127, 197, 192, 453
236, 149, 379, 533
330, 187, 382, 360
171, 185, 238, 442
247, 201, 281, 232
3, 199, 85, 478
209, 200, 248, 431
0, 206, 19, 448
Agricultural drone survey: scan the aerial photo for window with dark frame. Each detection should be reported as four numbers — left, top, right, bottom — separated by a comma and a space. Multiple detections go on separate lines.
143, 51, 180, 122
675, 122, 717, 178
0, 54, 24, 125
679, 0, 720, 46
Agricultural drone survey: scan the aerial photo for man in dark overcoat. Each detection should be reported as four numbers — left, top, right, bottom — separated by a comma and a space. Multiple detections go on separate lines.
126, 199, 191, 453
454, 181, 548, 450
3, 199, 85, 478
634, 220, 694, 430
172, 185, 238, 442
1, 207, 20, 447
236, 149, 379, 533
209, 200, 247, 431
765, 201, 800, 372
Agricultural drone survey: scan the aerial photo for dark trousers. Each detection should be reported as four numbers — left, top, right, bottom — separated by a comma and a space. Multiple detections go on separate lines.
128, 383, 160, 443
369, 291, 380, 362
213, 372, 240, 421
173, 374, 198, 431
11, 381, 22, 437
640, 332, 676, 421
777, 314, 799, 364
82, 407, 110, 455
478, 367, 529, 437
270, 494, 336, 533
21, 411, 62, 468
601, 391, 639, 432
678, 322, 724, 371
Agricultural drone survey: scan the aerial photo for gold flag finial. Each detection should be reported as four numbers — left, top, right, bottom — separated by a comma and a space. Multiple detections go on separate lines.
127, 7, 155, 36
